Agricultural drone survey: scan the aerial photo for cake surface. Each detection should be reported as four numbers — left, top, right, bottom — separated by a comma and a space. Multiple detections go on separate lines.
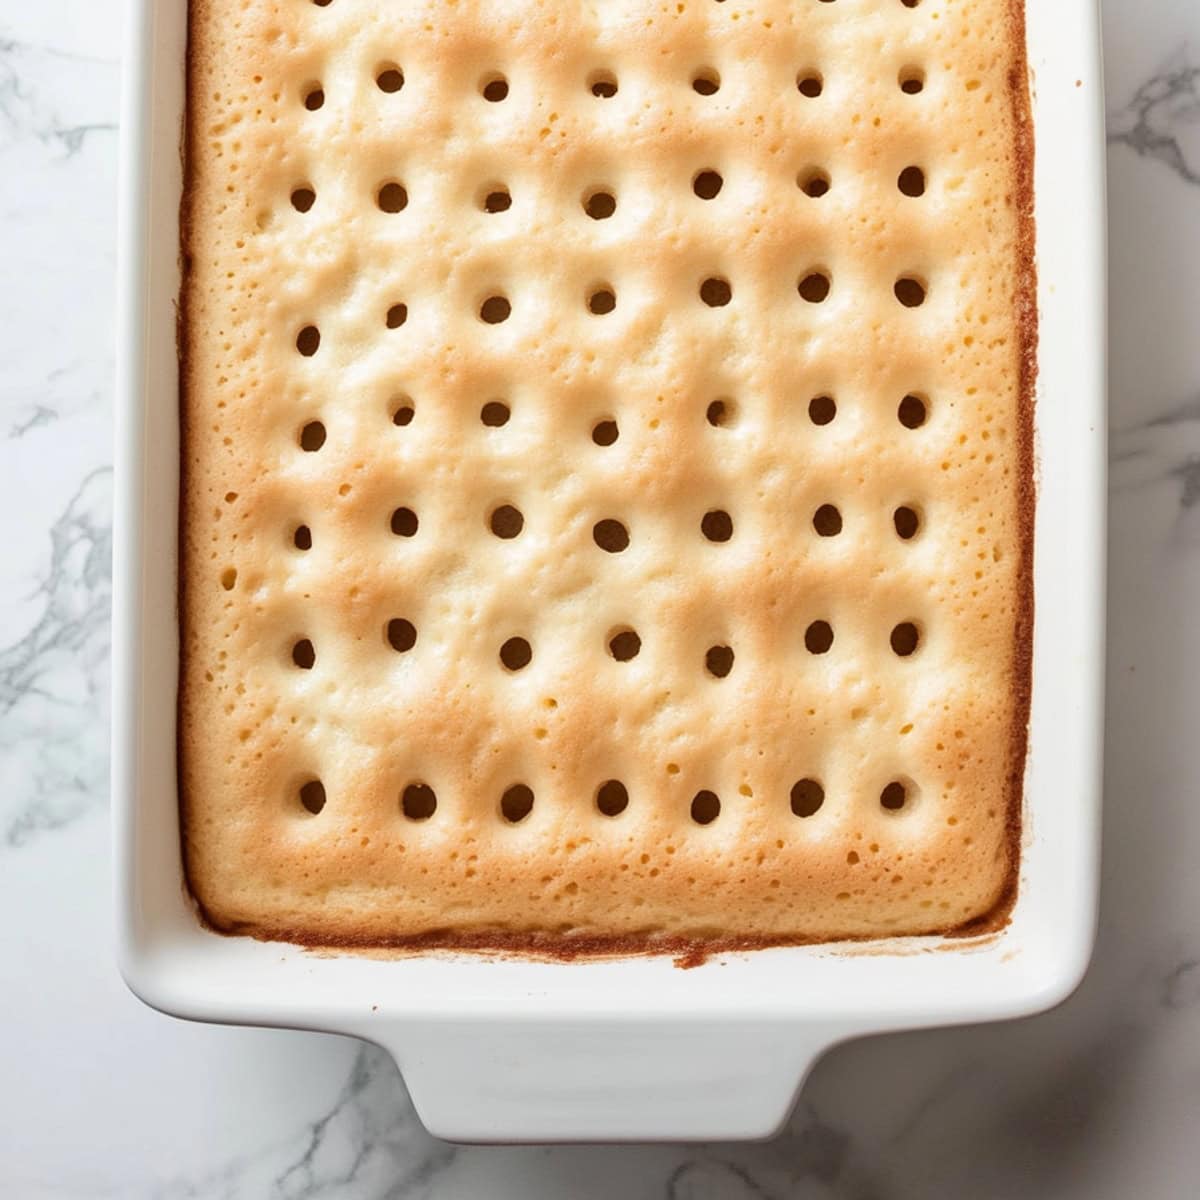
180, 0, 1035, 953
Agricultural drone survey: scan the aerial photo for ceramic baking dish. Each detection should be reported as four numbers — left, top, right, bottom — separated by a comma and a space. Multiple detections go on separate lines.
113, 0, 1106, 1142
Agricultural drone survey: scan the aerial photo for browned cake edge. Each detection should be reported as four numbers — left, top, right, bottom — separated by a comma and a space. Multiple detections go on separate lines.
176, 0, 1038, 962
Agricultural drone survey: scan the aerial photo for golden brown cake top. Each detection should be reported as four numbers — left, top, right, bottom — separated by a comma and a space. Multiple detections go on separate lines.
180, 0, 1034, 955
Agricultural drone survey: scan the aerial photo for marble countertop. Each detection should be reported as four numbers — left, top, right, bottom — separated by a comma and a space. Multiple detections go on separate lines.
2, 0, 1197, 1195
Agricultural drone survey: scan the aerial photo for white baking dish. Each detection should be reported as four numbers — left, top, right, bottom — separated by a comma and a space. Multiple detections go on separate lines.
113, 0, 1106, 1142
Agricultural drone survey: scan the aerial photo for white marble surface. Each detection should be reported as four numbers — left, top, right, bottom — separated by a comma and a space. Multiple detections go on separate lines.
1, 0, 1197, 1195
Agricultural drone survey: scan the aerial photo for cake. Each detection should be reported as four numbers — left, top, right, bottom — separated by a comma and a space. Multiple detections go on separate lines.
179, 0, 1035, 954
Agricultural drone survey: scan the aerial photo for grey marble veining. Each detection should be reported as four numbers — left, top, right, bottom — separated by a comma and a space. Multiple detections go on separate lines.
1, 466, 111, 847
1108, 51, 1200, 185
3, 1, 1200, 1196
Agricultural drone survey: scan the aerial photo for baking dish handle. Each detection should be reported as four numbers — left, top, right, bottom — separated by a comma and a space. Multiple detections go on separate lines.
359, 1017, 846, 1143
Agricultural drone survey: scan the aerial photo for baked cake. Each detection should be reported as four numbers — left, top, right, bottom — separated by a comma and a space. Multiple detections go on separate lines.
179, 0, 1035, 953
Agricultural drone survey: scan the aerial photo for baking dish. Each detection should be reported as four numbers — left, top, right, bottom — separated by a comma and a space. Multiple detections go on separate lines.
113, 0, 1106, 1142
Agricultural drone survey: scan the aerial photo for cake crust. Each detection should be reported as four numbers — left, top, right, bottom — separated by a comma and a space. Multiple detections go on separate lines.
179, 0, 1036, 954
